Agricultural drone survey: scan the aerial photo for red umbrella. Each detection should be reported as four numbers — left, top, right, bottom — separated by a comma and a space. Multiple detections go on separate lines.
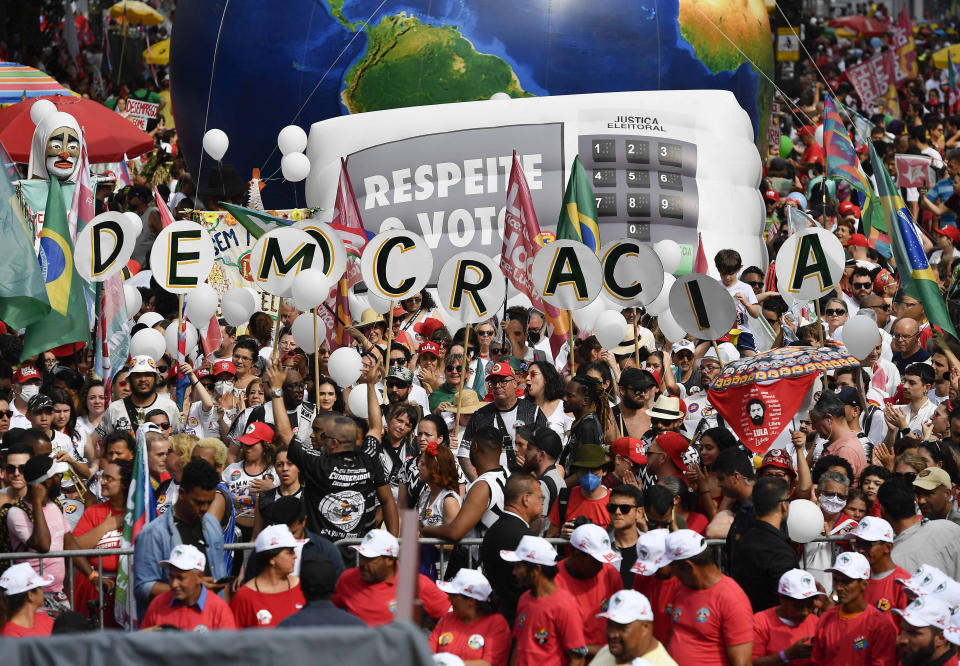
0, 95, 154, 163
828, 15, 890, 37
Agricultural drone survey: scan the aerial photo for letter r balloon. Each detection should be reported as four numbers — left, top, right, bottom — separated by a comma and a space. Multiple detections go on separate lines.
437, 252, 504, 325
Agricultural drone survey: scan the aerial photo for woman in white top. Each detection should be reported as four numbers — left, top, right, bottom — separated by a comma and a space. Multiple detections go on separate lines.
417, 441, 462, 579
49, 388, 92, 480
76, 379, 106, 467
396, 290, 438, 345
222, 422, 277, 542
526, 361, 573, 440
822, 297, 849, 340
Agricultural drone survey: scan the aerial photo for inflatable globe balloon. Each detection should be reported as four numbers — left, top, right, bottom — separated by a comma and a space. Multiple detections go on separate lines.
171, 0, 774, 207
840, 315, 880, 361
220, 286, 257, 327
787, 499, 825, 543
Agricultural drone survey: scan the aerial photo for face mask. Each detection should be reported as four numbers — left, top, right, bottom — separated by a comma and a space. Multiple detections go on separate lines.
215, 380, 234, 396
19, 385, 39, 402
580, 472, 601, 493
820, 494, 847, 514
527, 330, 542, 345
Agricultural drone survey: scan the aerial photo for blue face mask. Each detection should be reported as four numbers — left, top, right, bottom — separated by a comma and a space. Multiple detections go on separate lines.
580, 472, 601, 493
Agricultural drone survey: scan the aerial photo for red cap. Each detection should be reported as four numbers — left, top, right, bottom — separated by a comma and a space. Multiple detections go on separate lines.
838, 201, 861, 218
418, 341, 441, 357
760, 448, 797, 478
797, 125, 815, 137
392, 306, 406, 318
51, 341, 86, 358
644, 368, 661, 387
195, 367, 211, 380
764, 189, 779, 202
611, 437, 647, 465
486, 361, 515, 380
846, 233, 869, 248
873, 268, 894, 294
212, 360, 236, 376
655, 431, 693, 473
237, 421, 275, 445
13, 365, 41, 384
936, 226, 960, 243
414, 317, 446, 339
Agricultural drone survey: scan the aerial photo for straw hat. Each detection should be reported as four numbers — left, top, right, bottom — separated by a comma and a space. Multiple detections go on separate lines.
445, 389, 482, 414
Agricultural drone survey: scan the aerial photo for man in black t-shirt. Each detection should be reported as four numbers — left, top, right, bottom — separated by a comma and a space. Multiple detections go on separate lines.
286, 414, 399, 540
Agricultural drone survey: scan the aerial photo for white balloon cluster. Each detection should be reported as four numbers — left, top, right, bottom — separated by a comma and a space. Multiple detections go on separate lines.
202, 129, 229, 161
277, 125, 311, 183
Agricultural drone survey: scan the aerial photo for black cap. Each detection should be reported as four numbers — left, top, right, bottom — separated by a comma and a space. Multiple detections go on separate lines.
834, 386, 863, 410
27, 394, 53, 413
23, 455, 53, 484
128, 184, 151, 201
619, 367, 656, 391
528, 428, 563, 460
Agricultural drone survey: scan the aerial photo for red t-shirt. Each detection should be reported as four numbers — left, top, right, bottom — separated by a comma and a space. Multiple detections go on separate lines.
801, 143, 825, 166
72, 501, 124, 571
229, 583, 305, 628
865, 566, 911, 614
1, 612, 53, 637
811, 606, 897, 666
666, 575, 754, 666
332, 567, 450, 626
752, 606, 819, 666
548, 487, 610, 529
555, 559, 623, 646
428, 611, 512, 666
684, 511, 708, 535
512, 588, 586, 666
633, 574, 680, 645
141, 588, 237, 631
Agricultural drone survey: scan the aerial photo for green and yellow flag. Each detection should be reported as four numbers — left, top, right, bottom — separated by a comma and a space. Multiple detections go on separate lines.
556, 156, 600, 251
21, 178, 90, 361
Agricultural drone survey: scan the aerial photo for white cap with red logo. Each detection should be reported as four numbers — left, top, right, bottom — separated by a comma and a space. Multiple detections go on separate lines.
254, 524, 298, 553
500, 535, 558, 566
596, 589, 653, 623
630, 529, 670, 576
777, 569, 826, 599
849, 516, 894, 543
826, 552, 870, 580
160, 544, 206, 572
895, 595, 952, 630
436, 568, 492, 602
664, 529, 707, 562
350, 529, 400, 558
570, 523, 622, 565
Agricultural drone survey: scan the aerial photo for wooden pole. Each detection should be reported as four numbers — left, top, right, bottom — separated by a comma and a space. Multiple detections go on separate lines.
384, 301, 396, 380
271, 310, 282, 361
453, 324, 472, 436
568, 309, 576, 376
313, 308, 321, 386
633, 317, 641, 368
711, 340, 725, 369
814, 298, 825, 348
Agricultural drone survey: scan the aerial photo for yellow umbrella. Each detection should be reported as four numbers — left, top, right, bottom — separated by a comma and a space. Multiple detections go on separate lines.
835, 27, 856, 39
932, 44, 960, 70
143, 38, 170, 65
109, 1, 164, 26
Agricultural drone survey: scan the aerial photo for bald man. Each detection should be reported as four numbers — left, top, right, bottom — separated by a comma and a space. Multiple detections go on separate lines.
890, 318, 929, 375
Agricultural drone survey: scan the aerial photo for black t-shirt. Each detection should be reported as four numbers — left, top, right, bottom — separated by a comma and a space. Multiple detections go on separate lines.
287, 437, 388, 540
560, 412, 605, 468
609, 529, 639, 588
174, 516, 211, 575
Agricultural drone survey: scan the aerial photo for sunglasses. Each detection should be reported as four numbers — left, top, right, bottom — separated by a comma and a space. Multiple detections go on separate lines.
824, 309, 847, 316
0, 410, 11, 419
489, 347, 503, 355
156, 366, 169, 373
385, 380, 409, 389
895, 471, 917, 482
819, 491, 848, 500
389, 358, 406, 366
445, 364, 463, 372
852, 282, 872, 290
646, 518, 672, 529
477, 330, 495, 337
117, 380, 129, 388
5, 464, 24, 475
607, 503, 636, 514
157, 422, 171, 430
870, 303, 891, 312
746, 280, 764, 288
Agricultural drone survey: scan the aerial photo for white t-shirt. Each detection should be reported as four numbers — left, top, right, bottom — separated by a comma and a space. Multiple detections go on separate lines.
222, 462, 276, 520
726, 280, 758, 334
899, 400, 938, 438
923, 146, 945, 171
929, 247, 960, 266
184, 401, 218, 439
541, 402, 573, 441
101, 394, 179, 435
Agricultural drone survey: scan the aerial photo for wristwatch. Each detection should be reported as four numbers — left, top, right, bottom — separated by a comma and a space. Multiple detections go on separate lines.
272, 387, 283, 398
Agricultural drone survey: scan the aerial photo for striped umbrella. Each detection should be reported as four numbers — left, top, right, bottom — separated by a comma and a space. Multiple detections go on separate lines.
0, 62, 74, 107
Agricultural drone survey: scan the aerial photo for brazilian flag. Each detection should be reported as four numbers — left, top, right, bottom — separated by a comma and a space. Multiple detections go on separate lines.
21, 178, 90, 361
556, 156, 600, 251
868, 143, 959, 340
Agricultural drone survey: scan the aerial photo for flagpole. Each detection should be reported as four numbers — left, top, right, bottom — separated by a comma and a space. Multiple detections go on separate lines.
272, 307, 282, 361
384, 301, 395, 379
313, 308, 321, 388
453, 324, 471, 436
568, 310, 576, 376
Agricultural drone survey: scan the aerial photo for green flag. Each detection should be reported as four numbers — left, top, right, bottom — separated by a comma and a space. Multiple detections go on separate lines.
0, 160, 49, 329
21, 178, 90, 361
219, 201, 293, 240
556, 156, 600, 250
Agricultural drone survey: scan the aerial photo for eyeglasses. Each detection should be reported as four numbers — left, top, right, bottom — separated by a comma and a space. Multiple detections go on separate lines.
5, 464, 24, 475
0, 410, 11, 419
389, 358, 406, 366
820, 491, 848, 500
488, 376, 514, 386
646, 518, 672, 529
489, 347, 503, 355
746, 280, 764, 288
892, 332, 918, 340
869, 303, 891, 312
445, 364, 462, 372
283, 383, 307, 392
852, 282, 872, 290
156, 366, 169, 373
234, 355, 253, 363
824, 309, 847, 316
607, 503, 636, 514
404, 295, 422, 303
895, 471, 918, 482
477, 330, 495, 337
385, 380, 409, 390
117, 380, 129, 388
157, 422, 171, 430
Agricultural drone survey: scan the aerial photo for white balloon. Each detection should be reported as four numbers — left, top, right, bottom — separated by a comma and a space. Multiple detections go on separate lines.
123, 211, 143, 238
163, 321, 199, 357
30, 99, 58, 125
644, 274, 675, 316
841, 315, 880, 361
347, 386, 370, 418
185, 283, 219, 327
348, 291, 369, 319
815, 124, 824, 147
291, 268, 332, 309
787, 499, 825, 543
490, 92, 511, 101
594, 310, 628, 349
281, 153, 311, 182
365, 290, 393, 315
277, 125, 309, 155
573, 299, 605, 331
129, 328, 165, 363
291, 312, 325, 351
328, 347, 363, 388
221, 286, 257, 327
654, 240, 682, 274
124, 284, 142, 317
202, 129, 229, 161
657, 310, 685, 343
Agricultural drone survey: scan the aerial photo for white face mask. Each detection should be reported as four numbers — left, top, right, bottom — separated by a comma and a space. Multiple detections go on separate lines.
19, 385, 39, 402
820, 494, 847, 515
214, 380, 234, 396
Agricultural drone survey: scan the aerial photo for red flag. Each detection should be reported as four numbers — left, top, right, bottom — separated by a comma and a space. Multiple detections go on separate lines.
200, 315, 223, 359
501, 151, 567, 357
693, 233, 708, 274
154, 186, 176, 228
68, 139, 94, 240
846, 54, 889, 111
895, 154, 935, 188
891, 7, 918, 85
330, 158, 368, 259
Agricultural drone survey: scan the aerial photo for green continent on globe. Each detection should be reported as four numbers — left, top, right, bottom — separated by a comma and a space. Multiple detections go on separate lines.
341, 13, 531, 114
327, 0, 362, 31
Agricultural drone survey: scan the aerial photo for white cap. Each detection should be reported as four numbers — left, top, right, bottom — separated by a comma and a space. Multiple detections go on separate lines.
630, 529, 670, 576
36, 460, 70, 484
138, 312, 164, 328
500, 535, 558, 566
946, 610, 960, 646
570, 523, 622, 565
129, 355, 159, 375
0, 562, 54, 595
350, 529, 400, 558
664, 529, 707, 562
160, 544, 206, 572
436, 568, 492, 602
698, 342, 739, 367
778, 569, 826, 600
826, 551, 870, 580
433, 655, 466, 666
897, 564, 949, 595
596, 589, 654, 623
895, 595, 952, 630
254, 524, 298, 553
672, 340, 695, 355
931, 577, 960, 609
849, 516, 894, 543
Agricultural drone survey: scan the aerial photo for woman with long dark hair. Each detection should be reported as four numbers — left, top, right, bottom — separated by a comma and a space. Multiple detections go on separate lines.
417, 441, 462, 578
230, 524, 305, 628
685, 427, 739, 520
560, 375, 609, 471
397, 290, 437, 345
76, 379, 106, 466
49, 388, 92, 479
526, 361, 572, 440
315, 376, 345, 414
